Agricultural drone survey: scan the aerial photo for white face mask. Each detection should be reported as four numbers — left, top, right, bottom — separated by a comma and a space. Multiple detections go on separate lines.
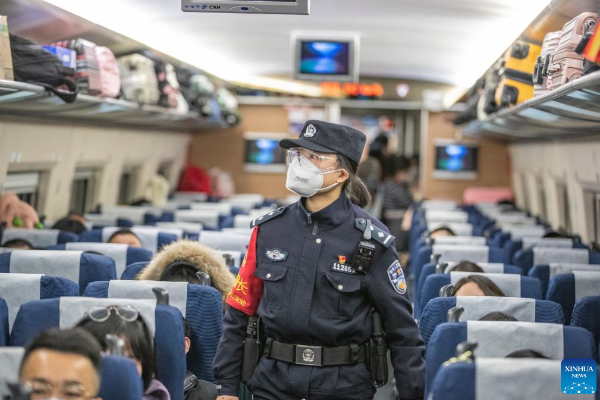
285, 156, 341, 198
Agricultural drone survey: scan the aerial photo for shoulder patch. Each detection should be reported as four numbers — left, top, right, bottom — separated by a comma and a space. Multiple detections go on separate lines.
250, 206, 287, 228
387, 260, 406, 294
355, 218, 394, 248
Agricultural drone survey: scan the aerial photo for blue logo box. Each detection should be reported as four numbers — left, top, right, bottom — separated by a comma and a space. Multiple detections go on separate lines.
562, 358, 596, 394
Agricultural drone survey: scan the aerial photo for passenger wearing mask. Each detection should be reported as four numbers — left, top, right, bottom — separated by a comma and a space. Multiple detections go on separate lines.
108, 229, 142, 248
19, 328, 102, 400
77, 305, 170, 400
183, 319, 218, 400
453, 275, 505, 297
380, 155, 414, 252
52, 212, 89, 235
136, 240, 235, 309
450, 261, 484, 273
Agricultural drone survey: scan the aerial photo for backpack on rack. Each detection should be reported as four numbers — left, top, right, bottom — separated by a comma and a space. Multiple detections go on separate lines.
10, 34, 78, 103
117, 53, 160, 105
53, 38, 103, 96
140, 51, 189, 113
176, 66, 217, 117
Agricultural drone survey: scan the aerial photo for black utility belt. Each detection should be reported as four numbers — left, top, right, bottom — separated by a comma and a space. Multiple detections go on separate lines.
264, 338, 368, 367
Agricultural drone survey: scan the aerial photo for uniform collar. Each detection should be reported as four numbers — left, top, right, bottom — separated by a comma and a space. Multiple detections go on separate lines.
297, 193, 353, 230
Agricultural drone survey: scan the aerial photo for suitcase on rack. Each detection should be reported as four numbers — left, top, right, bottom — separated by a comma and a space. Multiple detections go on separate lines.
495, 41, 541, 108
140, 51, 189, 113
177, 66, 217, 117
533, 31, 561, 97
117, 54, 160, 105
548, 12, 597, 90
54, 39, 103, 96
95, 46, 120, 98
477, 58, 504, 120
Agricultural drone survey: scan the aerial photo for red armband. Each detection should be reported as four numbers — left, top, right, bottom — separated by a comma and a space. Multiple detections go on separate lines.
226, 226, 263, 315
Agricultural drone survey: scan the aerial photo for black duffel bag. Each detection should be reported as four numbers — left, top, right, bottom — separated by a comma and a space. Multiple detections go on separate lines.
10, 34, 78, 103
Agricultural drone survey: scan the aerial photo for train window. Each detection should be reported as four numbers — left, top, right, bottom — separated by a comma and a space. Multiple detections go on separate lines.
69, 169, 97, 214
2, 172, 40, 209
118, 167, 141, 205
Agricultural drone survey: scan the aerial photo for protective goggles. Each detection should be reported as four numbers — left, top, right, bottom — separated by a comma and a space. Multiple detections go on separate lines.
286, 148, 339, 171
86, 305, 139, 323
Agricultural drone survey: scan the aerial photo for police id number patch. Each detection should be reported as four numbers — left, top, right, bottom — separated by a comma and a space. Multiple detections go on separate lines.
387, 260, 407, 294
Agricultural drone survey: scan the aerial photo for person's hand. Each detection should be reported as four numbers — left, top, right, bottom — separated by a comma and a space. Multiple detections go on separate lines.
0, 193, 39, 229
216, 396, 239, 400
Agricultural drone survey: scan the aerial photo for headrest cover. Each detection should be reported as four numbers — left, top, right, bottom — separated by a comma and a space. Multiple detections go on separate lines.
533, 248, 588, 265
0, 274, 43, 331
450, 272, 521, 297
0, 248, 15, 254
190, 202, 233, 216
433, 245, 489, 263
200, 231, 249, 252
455, 297, 536, 322
466, 321, 564, 359
11, 250, 82, 284
59, 298, 157, 337
475, 359, 585, 400
1, 229, 60, 248
156, 222, 203, 234
175, 210, 220, 228
522, 237, 572, 250
506, 226, 545, 239
425, 210, 469, 223
548, 263, 600, 279
421, 200, 457, 210
133, 225, 184, 240
428, 222, 473, 236
434, 236, 487, 246
446, 262, 504, 274
102, 228, 159, 253
66, 243, 128, 277
108, 280, 189, 316
234, 215, 254, 229
0, 347, 25, 397
573, 271, 600, 301
84, 214, 119, 227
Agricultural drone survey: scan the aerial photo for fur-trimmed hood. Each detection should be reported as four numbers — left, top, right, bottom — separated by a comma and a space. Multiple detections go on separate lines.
137, 240, 236, 308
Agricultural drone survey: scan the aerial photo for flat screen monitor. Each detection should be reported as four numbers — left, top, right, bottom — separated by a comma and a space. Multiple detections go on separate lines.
294, 33, 359, 82
182, 0, 310, 14
433, 141, 479, 180
244, 133, 288, 173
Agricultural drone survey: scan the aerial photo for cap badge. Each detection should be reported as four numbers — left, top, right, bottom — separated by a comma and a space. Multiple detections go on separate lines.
304, 124, 317, 138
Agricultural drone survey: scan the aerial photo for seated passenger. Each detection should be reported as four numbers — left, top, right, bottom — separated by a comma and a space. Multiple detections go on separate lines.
429, 226, 455, 240
77, 305, 170, 400
450, 260, 484, 273
543, 230, 566, 238
479, 311, 518, 321
506, 349, 549, 359
52, 212, 88, 235
453, 275, 505, 297
3, 239, 34, 250
0, 193, 40, 229
136, 240, 235, 309
108, 229, 142, 248
182, 319, 217, 400
19, 328, 102, 400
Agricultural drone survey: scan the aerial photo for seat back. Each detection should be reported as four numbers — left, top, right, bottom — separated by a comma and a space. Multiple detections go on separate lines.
504, 225, 546, 239
426, 321, 595, 389
0, 250, 116, 294
521, 237, 574, 250
433, 245, 490, 263
101, 205, 159, 225
48, 243, 152, 279
84, 214, 134, 228
133, 225, 185, 240
514, 248, 594, 275
11, 297, 185, 400
121, 261, 150, 280
156, 222, 203, 235
429, 358, 598, 400
571, 295, 600, 347
190, 202, 233, 216
0, 274, 78, 337
199, 231, 249, 252
0, 347, 24, 397
425, 210, 469, 223
234, 215, 254, 229
0, 298, 7, 346
174, 210, 220, 229
0, 229, 78, 248
421, 200, 458, 210
427, 222, 473, 236
84, 280, 223, 381
547, 271, 600, 324
529, 263, 600, 296
420, 273, 542, 314
99, 355, 144, 400
80, 228, 178, 253
419, 297, 564, 344
433, 236, 487, 246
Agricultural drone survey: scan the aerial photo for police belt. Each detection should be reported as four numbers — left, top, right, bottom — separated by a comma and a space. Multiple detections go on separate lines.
264, 338, 368, 367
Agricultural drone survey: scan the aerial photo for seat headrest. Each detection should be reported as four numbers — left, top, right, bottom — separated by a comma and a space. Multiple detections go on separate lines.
432, 245, 489, 263
102, 206, 160, 224
495, 214, 536, 225
465, 321, 564, 359
0, 274, 43, 331
548, 263, 600, 279
156, 222, 203, 234
450, 272, 521, 297
533, 248, 588, 265
421, 200, 457, 210
434, 236, 486, 246
428, 222, 473, 236
84, 214, 120, 227
199, 231, 249, 252
522, 237, 572, 250
455, 296, 536, 321
574, 271, 600, 301
0, 248, 15, 254
108, 280, 189, 316
425, 210, 469, 223
0, 347, 24, 397
66, 243, 128, 277
59, 297, 157, 336
234, 215, 254, 229
445, 262, 504, 273
1, 229, 60, 248
10, 250, 82, 284
173, 192, 208, 203
174, 210, 220, 228
190, 202, 232, 216
133, 225, 184, 240
505, 226, 545, 239
215, 250, 242, 268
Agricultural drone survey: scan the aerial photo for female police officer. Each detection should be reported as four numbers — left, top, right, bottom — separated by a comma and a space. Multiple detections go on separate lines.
214, 120, 425, 400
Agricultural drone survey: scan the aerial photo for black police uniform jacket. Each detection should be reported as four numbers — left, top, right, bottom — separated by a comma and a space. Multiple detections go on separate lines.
213, 194, 425, 399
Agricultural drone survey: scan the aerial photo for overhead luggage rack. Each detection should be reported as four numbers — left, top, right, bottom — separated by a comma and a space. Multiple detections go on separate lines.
0, 79, 228, 132
463, 71, 600, 141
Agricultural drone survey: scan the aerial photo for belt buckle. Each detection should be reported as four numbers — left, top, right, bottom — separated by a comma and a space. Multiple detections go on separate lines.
295, 345, 323, 367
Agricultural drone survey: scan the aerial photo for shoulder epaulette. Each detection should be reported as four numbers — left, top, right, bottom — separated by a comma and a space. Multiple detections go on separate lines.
250, 206, 287, 228
355, 218, 395, 248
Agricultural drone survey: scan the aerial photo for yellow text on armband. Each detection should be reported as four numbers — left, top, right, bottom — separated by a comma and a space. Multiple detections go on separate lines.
228, 293, 247, 307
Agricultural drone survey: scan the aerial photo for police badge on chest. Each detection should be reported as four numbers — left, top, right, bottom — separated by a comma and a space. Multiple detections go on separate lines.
331, 255, 357, 275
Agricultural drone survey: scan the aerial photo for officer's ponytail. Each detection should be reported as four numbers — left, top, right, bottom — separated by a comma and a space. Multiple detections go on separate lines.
338, 155, 372, 208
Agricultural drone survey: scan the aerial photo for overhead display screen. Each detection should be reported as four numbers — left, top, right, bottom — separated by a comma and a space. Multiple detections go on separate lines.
433, 141, 479, 180
183, 0, 310, 15
299, 41, 351, 76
